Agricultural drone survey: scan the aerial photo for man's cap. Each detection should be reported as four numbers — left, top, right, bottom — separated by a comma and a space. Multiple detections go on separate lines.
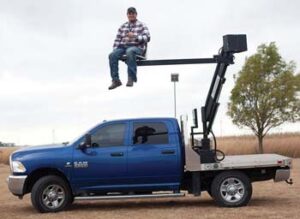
127, 7, 137, 14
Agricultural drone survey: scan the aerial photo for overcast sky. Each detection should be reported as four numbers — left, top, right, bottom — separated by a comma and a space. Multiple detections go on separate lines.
1, 0, 299, 145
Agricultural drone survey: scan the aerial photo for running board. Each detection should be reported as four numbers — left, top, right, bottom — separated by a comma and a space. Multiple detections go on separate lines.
74, 193, 185, 201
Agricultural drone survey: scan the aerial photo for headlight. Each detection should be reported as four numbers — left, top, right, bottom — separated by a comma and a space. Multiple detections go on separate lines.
12, 161, 27, 173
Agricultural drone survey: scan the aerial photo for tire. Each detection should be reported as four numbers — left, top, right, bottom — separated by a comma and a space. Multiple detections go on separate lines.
31, 175, 73, 213
211, 171, 252, 207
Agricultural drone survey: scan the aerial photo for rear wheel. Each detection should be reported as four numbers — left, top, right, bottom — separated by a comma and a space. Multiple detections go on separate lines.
31, 175, 72, 213
211, 171, 252, 207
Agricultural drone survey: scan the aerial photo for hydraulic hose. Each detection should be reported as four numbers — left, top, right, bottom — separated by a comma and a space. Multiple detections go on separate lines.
210, 130, 225, 162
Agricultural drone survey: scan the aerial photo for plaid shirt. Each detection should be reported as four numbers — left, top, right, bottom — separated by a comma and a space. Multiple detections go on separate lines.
113, 20, 150, 51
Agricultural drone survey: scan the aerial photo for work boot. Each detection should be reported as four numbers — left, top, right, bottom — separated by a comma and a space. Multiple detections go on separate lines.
126, 77, 134, 87
108, 80, 122, 90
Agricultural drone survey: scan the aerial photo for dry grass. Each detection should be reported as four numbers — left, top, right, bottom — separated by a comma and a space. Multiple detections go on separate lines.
0, 160, 299, 218
0, 147, 19, 165
217, 132, 300, 157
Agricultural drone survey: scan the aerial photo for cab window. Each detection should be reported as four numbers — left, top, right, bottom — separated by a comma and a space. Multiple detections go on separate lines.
133, 122, 169, 145
92, 123, 126, 147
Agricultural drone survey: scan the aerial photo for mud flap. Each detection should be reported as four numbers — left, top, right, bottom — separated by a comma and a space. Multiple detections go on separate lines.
192, 172, 201, 196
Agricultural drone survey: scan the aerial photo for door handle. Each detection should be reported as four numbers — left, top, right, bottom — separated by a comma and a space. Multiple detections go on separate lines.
161, 150, 175, 155
110, 152, 124, 157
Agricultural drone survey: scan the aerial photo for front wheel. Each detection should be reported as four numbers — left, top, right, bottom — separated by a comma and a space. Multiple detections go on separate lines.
211, 171, 252, 207
31, 175, 72, 213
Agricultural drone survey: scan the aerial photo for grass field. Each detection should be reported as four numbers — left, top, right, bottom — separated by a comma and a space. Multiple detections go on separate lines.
0, 147, 18, 165
0, 160, 299, 218
217, 132, 300, 157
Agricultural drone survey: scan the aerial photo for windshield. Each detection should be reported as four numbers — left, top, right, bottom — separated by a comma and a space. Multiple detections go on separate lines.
66, 122, 103, 146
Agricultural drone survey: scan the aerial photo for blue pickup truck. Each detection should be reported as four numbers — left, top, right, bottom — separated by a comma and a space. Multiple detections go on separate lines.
8, 118, 292, 213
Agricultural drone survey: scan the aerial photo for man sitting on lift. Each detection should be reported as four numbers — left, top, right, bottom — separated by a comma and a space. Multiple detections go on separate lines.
108, 7, 150, 90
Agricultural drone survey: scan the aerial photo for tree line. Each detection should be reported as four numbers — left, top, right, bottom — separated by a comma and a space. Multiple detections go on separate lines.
0, 141, 15, 147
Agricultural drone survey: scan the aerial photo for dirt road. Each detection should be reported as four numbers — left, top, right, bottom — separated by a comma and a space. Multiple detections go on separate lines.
0, 160, 299, 219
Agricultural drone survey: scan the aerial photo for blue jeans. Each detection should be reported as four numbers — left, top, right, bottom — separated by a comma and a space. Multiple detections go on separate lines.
109, 46, 143, 82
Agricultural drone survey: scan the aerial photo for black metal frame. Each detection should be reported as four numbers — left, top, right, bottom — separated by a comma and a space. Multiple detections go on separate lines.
136, 34, 247, 163
137, 57, 217, 66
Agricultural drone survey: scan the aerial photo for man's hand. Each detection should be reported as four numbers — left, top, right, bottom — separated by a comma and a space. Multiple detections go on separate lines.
127, 32, 135, 38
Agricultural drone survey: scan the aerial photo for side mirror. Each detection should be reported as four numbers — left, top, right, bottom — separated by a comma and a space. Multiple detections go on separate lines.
78, 134, 92, 150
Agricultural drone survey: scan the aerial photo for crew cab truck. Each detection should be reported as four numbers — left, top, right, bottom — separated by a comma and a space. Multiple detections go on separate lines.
7, 35, 293, 213
8, 118, 292, 213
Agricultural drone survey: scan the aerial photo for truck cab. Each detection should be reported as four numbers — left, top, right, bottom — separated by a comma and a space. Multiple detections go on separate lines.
71, 118, 184, 194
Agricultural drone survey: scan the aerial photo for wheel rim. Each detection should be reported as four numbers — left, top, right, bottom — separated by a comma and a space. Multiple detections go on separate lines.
220, 177, 245, 203
42, 184, 65, 209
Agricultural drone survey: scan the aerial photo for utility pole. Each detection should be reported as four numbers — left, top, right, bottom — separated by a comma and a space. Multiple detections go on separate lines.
52, 129, 55, 144
171, 73, 179, 118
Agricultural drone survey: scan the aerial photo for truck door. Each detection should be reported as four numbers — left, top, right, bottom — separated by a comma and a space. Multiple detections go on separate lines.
127, 121, 181, 190
72, 122, 128, 191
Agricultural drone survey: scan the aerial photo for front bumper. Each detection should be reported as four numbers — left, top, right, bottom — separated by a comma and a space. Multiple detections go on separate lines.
7, 175, 27, 196
274, 169, 290, 182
